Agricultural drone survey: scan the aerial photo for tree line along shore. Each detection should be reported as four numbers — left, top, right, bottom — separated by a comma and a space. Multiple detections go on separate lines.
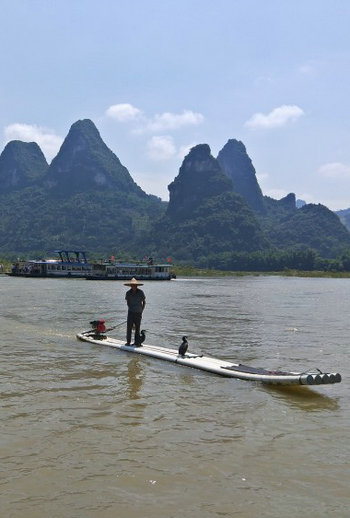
2, 256, 350, 278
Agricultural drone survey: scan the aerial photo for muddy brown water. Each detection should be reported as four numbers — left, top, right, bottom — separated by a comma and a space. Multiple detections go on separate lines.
1, 275, 349, 517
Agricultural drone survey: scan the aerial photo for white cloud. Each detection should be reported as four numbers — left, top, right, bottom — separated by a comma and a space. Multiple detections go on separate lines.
178, 142, 197, 159
105, 103, 204, 134
298, 64, 315, 76
264, 188, 289, 200
296, 192, 314, 204
146, 110, 204, 132
130, 109, 204, 135
4, 123, 63, 161
253, 75, 273, 87
147, 136, 176, 161
245, 105, 304, 129
105, 103, 142, 122
318, 162, 350, 179
298, 58, 324, 76
256, 172, 269, 183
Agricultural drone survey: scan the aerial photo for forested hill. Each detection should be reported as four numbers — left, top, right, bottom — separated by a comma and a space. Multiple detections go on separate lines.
217, 139, 265, 213
0, 118, 350, 265
137, 144, 268, 261
44, 119, 145, 196
0, 140, 48, 191
215, 139, 350, 258
0, 119, 165, 254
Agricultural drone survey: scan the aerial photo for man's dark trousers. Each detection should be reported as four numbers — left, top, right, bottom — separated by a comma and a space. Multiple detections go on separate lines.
127, 311, 142, 345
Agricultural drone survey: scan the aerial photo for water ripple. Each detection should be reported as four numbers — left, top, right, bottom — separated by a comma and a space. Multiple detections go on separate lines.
1, 275, 349, 517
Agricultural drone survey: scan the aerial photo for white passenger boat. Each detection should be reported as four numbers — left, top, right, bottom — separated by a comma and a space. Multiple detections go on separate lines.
86, 259, 173, 280
76, 329, 342, 386
7, 250, 92, 278
7, 252, 174, 280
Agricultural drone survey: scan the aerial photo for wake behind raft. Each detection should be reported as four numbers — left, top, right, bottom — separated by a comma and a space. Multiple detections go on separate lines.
76, 320, 342, 387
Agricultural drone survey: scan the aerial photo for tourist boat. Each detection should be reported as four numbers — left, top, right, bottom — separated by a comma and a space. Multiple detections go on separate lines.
86, 258, 173, 281
7, 250, 92, 278
7, 252, 174, 280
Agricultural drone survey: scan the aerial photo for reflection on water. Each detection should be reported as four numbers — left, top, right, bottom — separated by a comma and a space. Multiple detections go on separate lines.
125, 357, 144, 400
1, 275, 350, 518
264, 384, 341, 412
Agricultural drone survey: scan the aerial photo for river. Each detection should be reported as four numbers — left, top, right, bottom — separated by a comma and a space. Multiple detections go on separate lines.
1, 275, 349, 517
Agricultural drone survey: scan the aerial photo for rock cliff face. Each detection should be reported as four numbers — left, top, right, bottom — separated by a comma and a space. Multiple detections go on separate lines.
278, 193, 296, 211
263, 192, 297, 217
44, 119, 145, 196
167, 144, 233, 220
0, 119, 164, 254
141, 143, 270, 259
217, 139, 265, 213
0, 120, 349, 260
0, 141, 48, 193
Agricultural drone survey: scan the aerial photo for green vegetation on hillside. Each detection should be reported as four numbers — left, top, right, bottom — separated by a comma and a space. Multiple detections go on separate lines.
1, 118, 350, 268
0, 187, 166, 254
194, 248, 350, 272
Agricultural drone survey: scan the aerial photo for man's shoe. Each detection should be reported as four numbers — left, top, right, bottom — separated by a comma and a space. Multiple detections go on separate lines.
125, 342, 131, 346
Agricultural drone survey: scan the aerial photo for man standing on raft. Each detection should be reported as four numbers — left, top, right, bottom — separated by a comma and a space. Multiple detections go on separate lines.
124, 278, 146, 346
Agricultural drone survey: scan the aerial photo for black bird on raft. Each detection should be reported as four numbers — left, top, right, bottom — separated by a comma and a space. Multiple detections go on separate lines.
178, 336, 188, 357
134, 330, 146, 347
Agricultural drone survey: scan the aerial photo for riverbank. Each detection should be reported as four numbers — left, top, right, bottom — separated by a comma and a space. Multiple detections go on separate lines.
171, 265, 350, 278
2, 259, 350, 279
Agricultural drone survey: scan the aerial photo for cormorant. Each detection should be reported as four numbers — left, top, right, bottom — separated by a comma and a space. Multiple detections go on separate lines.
178, 336, 188, 357
134, 330, 146, 347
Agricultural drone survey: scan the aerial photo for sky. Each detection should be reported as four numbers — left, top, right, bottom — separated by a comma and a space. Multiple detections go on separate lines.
1, 0, 350, 210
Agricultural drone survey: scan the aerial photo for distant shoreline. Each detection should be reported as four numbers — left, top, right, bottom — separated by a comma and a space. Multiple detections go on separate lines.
172, 266, 350, 278
2, 260, 350, 279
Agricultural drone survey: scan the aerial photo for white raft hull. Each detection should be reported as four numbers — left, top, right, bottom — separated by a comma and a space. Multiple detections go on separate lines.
76, 333, 342, 386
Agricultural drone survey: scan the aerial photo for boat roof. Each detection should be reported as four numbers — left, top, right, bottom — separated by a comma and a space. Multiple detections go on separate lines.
20, 250, 90, 265
102, 262, 170, 267
53, 249, 87, 254
53, 250, 89, 263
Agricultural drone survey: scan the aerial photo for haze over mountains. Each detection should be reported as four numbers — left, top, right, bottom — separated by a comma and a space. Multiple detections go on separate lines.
0, 118, 350, 266
336, 208, 350, 232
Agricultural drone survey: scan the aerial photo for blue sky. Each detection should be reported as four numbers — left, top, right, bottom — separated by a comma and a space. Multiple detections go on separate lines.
1, 0, 350, 210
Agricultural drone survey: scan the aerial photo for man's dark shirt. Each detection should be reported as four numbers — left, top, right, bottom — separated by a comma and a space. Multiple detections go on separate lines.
125, 288, 145, 313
